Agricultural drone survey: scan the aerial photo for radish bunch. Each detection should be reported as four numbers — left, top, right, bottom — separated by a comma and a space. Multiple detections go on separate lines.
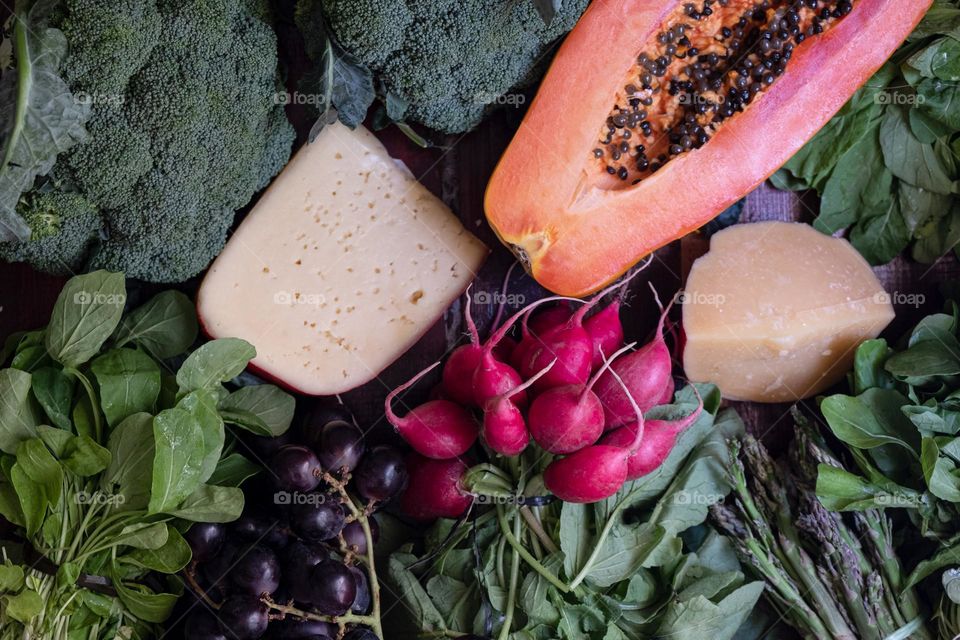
386, 270, 700, 515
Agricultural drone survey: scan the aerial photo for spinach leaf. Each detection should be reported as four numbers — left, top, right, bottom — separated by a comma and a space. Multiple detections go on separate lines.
36, 424, 71, 457
166, 484, 244, 523
219, 384, 294, 437
103, 413, 154, 511
921, 437, 960, 501
61, 435, 110, 477
121, 525, 191, 573
879, 107, 955, 194
4, 589, 43, 624
207, 453, 261, 487
30, 367, 73, 430
852, 339, 894, 394
11, 464, 46, 537
0, 1, 91, 243
176, 338, 256, 393
148, 408, 205, 515
45, 271, 126, 368
820, 390, 919, 453
16, 438, 62, 507
0, 368, 40, 453
114, 291, 198, 359
90, 348, 161, 427
178, 390, 224, 485
109, 569, 178, 624
815, 464, 921, 511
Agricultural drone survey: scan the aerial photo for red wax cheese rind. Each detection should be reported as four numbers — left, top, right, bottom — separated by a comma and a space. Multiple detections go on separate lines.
197, 123, 488, 395
682, 222, 895, 403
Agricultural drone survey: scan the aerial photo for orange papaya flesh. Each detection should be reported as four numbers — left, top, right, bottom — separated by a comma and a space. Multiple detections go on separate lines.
484, 0, 932, 296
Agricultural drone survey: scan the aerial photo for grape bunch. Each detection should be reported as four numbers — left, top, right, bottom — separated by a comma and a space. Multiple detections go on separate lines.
180, 406, 408, 640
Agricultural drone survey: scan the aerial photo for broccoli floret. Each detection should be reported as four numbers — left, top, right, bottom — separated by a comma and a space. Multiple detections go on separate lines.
3, 0, 294, 282
0, 191, 101, 275
307, 0, 588, 134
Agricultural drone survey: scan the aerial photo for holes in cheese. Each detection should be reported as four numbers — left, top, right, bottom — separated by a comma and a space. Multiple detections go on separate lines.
197, 122, 488, 395
681, 221, 894, 403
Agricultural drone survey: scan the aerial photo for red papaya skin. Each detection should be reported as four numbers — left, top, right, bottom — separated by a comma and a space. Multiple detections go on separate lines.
485, 0, 932, 296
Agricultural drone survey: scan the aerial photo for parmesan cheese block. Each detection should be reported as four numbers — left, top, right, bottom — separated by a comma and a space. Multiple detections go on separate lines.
197, 122, 488, 395
682, 222, 894, 403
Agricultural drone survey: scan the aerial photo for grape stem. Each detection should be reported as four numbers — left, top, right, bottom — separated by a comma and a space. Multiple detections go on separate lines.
324, 471, 385, 640
183, 563, 220, 610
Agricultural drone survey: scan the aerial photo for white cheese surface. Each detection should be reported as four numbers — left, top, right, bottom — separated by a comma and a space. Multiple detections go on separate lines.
198, 123, 488, 395
682, 222, 894, 403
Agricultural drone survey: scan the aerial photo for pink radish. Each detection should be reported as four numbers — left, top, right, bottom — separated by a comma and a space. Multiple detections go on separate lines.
528, 303, 574, 336
594, 286, 675, 429
543, 367, 646, 503
472, 295, 577, 408
584, 298, 624, 371
482, 360, 556, 456
400, 454, 472, 520
441, 289, 484, 406
601, 386, 703, 479
386, 363, 477, 459
528, 343, 636, 454
517, 269, 644, 392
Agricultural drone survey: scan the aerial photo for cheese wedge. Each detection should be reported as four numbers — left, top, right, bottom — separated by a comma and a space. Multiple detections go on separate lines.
198, 123, 488, 395
682, 222, 894, 403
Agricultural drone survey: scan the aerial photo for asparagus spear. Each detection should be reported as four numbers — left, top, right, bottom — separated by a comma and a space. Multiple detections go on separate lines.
710, 413, 935, 640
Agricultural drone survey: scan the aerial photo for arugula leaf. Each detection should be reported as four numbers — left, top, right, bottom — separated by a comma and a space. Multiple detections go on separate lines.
0, 1, 91, 243
45, 272, 126, 369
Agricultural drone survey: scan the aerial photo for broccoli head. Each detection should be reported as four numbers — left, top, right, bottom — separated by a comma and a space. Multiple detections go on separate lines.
0, 191, 101, 275
2, 0, 294, 282
307, 0, 588, 134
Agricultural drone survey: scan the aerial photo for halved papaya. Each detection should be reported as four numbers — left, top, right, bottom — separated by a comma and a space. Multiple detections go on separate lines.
484, 0, 931, 296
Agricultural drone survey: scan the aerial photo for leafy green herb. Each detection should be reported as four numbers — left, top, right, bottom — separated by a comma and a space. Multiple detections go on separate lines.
385, 386, 762, 640
775, 4, 960, 264
0, 272, 293, 637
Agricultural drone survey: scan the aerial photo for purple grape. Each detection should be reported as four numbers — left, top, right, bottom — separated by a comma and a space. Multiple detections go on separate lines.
281, 541, 325, 605
185, 523, 225, 563
289, 497, 345, 542
353, 446, 407, 502
271, 618, 337, 638
184, 609, 227, 640
230, 545, 281, 596
217, 595, 269, 640
306, 559, 357, 616
202, 542, 239, 586
311, 421, 365, 473
272, 445, 322, 493
229, 514, 290, 549
245, 430, 294, 459
349, 566, 371, 614
341, 516, 379, 555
